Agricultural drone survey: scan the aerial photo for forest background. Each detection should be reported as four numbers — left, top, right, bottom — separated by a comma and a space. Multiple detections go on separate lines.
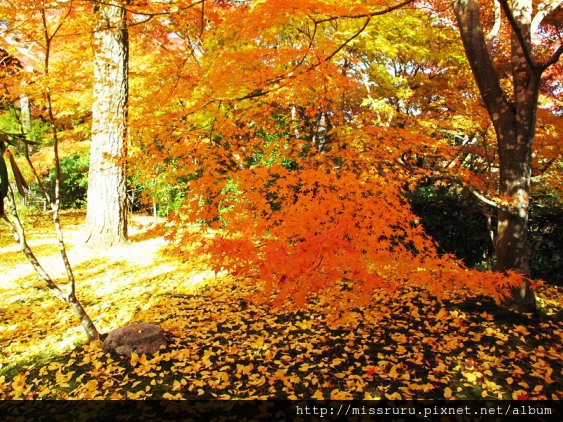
0, 0, 561, 401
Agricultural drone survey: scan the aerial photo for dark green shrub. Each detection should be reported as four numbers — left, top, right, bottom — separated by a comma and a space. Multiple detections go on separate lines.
408, 186, 561, 285
407, 186, 495, 268
529, 194, 562, 285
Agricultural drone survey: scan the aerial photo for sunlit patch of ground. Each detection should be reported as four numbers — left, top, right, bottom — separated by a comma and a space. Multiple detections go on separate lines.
0, 211, 219, 373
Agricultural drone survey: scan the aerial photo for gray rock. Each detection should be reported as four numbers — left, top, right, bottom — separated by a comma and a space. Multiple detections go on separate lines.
102, 323, 166, 356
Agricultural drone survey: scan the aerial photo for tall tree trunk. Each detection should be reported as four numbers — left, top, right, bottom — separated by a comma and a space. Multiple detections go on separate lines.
452, 0, 544, 312
496, 0, 541, 311
85, 0, 129, 248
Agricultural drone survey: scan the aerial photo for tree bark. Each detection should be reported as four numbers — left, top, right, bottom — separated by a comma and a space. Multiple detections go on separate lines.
452, 0, 541, 312
19, 94, 32, 133
85, 0, 129, 249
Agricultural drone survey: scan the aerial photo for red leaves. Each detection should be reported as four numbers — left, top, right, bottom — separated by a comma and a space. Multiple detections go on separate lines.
515, 392, 529, 400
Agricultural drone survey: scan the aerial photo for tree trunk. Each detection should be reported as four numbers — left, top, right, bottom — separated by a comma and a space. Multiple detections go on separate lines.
85, 0, 129, 248
19, 94, 31, 132
452, 0, 539, 312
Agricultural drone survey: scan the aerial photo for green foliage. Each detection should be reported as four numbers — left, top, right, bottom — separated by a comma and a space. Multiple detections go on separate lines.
0, 111, 50, 148
128, 171, 190, 217
529, 193, 562, 285
409, 186, 562, 285
154, 186, 188, 217
49, 152, 89, 209
407, 186, 495, 268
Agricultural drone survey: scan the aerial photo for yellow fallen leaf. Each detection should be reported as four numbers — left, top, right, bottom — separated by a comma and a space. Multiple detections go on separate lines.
544, 366, 554, 384
444, 387, 452, 399
389, 364, 399, 380
330, 389, 353, 400
216, 371, 229, 383
130, 352, 139, 367
249, 375, 265, 386
163, 392, 183, 400
513, 325, 530, 335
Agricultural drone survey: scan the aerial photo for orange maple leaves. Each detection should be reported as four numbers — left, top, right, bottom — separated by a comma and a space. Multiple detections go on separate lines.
165, 126, 522, 310
119, 0, 531, 310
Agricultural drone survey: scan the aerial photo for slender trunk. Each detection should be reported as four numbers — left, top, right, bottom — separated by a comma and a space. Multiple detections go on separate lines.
2, 197, 100, 340
19, 94, 32, 133
85, 0, 129, 248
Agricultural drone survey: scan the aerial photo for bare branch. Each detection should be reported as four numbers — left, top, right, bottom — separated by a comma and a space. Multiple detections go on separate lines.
90, 0, 205, 17
485, 0, 502, 53
531, 0, 563, 35
497, 0, 538, 71
324, 17, 371, 63
310, 0, 416, 24
199, 0, 205, 39
470, 189, 502, 209
539, 43, 563, 71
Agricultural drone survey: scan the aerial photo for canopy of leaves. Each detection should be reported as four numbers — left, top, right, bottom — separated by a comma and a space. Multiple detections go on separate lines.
154, 0, 534, 309
1, 1, 559, 311
0, 0, 561, 402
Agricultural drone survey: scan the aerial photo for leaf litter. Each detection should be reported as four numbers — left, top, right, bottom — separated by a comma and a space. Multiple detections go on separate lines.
0, 212, 561, 400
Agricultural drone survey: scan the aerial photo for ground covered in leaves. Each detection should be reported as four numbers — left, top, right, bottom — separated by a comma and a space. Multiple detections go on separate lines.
0, 211, 562, 400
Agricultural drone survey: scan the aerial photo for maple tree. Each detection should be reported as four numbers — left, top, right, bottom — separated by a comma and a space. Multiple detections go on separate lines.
0, 0, 560, 353
154, 0, 547, 311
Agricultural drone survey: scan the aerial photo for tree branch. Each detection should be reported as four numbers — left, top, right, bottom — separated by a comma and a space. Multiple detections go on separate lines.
531, 0, 563, 34
452, 0, 512, 121
324, 17, 371, 63
497, 0, 538, 71
470, 189, 502, 209
90, 0, 205, 17
311, 0, 416, 24
224, 0, 416, 103
485, 0, 502, 53
539, 43, 563, 72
